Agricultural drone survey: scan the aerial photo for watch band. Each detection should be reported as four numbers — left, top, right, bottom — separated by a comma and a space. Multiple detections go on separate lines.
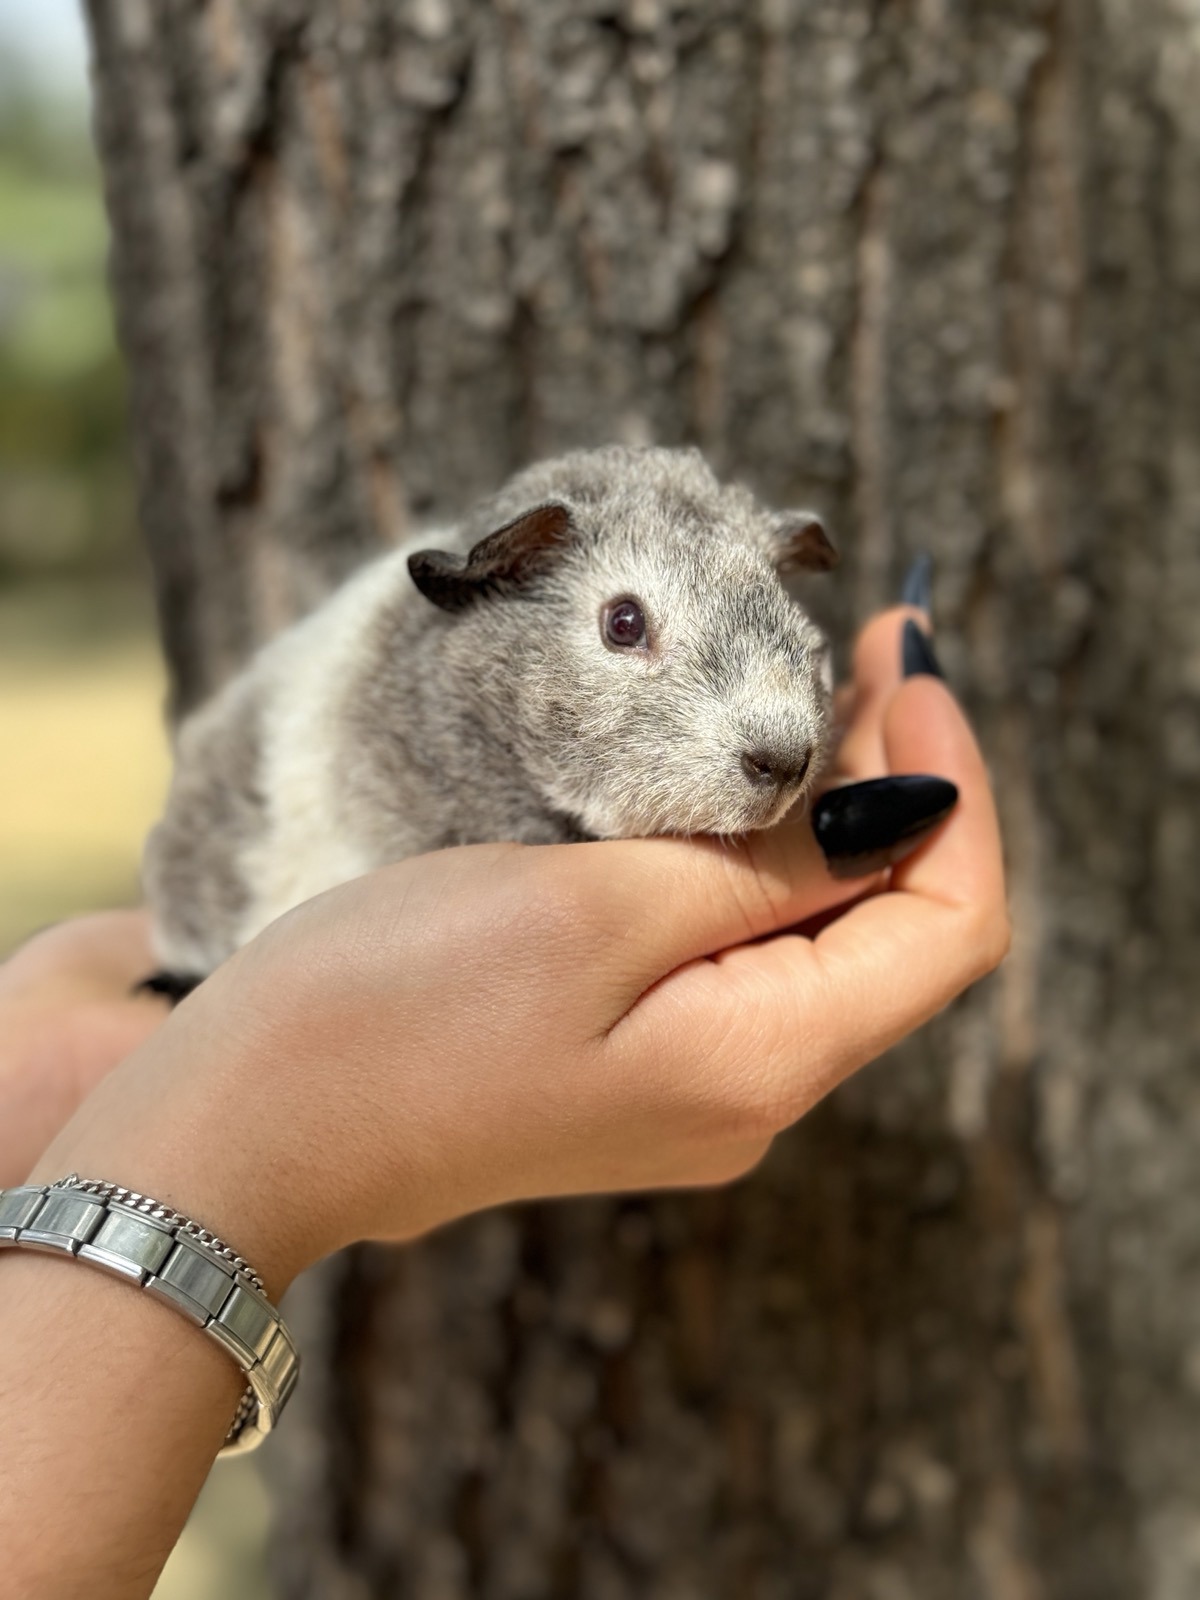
0, 1175, 299, 1457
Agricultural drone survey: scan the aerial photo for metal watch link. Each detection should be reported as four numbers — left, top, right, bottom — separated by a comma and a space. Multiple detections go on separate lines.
0, 1175, 299, 1456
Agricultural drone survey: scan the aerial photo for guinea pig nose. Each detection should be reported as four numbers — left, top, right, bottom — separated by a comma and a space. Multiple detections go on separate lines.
741, 748, 811, 789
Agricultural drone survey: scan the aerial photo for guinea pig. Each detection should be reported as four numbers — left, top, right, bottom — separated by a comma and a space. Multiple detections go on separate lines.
143, 445, 838, 982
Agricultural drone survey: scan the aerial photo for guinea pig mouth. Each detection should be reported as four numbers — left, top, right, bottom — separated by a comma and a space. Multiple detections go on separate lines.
701, 781, 807, 837
576, 764, 815, 840
743, 787, 806, 831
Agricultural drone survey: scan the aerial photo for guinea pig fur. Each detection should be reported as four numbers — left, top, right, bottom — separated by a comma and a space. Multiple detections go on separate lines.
143, 445, 838, 978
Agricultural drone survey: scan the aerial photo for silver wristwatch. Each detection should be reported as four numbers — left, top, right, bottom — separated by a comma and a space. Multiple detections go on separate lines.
0, 1175, 299, 1456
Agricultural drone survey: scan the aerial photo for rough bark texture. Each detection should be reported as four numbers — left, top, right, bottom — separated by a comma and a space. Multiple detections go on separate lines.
86, 1, 1200, 1595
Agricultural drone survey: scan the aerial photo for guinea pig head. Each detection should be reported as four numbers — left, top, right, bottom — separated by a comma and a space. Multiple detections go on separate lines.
408, 453, 838, 839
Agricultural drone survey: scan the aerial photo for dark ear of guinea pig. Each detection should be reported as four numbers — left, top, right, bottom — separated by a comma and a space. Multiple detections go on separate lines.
409, 502, 573, 613
770, 513, 839, 575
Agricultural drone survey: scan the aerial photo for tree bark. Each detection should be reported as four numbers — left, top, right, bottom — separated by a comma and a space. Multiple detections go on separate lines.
86, 1, 1200, 1594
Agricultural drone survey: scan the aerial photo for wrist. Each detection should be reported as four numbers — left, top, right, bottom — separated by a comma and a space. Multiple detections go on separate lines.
26, 1000, 330, 1298
0, 1249, 244, 1598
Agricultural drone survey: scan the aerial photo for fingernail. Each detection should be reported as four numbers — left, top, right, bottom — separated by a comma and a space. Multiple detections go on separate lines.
813, 775, 958, 879
900, 552, 933, 614
133, 970, 203, 1005
902, 618, 944, 680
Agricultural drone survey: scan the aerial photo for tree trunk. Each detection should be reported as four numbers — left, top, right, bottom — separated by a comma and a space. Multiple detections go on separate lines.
86, 1, 1200, 1594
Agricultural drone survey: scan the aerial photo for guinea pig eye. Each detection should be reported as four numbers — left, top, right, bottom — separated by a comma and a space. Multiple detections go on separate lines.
603, 599, 647, 649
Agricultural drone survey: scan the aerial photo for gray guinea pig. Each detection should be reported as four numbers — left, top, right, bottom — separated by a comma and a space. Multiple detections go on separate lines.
143, 445, 839, 981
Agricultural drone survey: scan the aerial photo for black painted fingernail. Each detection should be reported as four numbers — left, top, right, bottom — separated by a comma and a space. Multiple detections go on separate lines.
902, 618, 944, 680
133, 970, 203, 1005
812, 775, 958, 879
900, 552, 933, 614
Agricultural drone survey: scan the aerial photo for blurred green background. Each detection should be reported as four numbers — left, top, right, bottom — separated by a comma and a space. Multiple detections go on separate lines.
0, 1, 167, 954
0, 6, 269, 1594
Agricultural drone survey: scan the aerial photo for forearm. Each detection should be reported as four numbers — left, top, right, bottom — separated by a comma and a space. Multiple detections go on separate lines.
0, 1253, 242, 1600
2, 1013, 315, 1600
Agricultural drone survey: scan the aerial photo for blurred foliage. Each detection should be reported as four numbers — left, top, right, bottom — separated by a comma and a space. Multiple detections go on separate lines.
0, 34, 266, 1595
0, 53, 137, 583
0, 45, 162, 958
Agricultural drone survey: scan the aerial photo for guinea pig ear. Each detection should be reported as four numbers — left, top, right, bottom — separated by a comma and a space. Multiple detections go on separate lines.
408, 502, 573, 613
768, 512, 839, 575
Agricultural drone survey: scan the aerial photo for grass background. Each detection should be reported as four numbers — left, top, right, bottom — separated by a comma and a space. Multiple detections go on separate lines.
0, 582, 166, 953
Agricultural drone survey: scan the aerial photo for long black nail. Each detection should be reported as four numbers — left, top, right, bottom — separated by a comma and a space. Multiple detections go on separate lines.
133, 970, 203, 1005
813, 775, 958, 879
902, 618, 944, 680
900, 552, 933, 614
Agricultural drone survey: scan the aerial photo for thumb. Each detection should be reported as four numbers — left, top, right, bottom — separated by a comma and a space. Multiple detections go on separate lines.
563, 766, 956, 1012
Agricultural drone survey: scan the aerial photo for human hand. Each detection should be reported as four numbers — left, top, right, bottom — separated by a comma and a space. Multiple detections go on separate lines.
30, 606, 1007, 1293
0, 912, 169, 1187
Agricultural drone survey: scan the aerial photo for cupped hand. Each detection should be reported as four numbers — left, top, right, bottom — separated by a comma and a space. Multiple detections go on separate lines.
0, 912, 170, 1187
29, 607, 1008, 1292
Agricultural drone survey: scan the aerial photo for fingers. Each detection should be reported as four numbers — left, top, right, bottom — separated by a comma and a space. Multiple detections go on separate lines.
659, 674, 1007, 1122
830, 604, 924, 783
561, 819, 870, 1005
0, 912, 172, 1187
883, 678, 1004, 910
0, 911, 158, 1001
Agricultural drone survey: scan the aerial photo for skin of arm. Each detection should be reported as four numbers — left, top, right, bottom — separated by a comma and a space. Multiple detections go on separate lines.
0, 610, 1009, 1600
0, 910, 169, 1189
